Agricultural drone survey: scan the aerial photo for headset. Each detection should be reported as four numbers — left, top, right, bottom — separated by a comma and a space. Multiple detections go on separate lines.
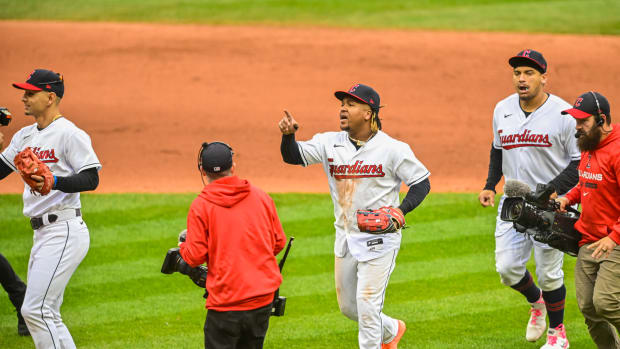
590, 91, 605, 127
197, 142, 233, 172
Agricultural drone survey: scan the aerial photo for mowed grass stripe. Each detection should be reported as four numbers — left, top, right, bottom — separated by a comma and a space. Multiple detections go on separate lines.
0, 193, 596, 348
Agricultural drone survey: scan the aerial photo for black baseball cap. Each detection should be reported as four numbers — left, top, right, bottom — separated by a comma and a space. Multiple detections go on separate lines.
13, 69, 64, 98
508, 49, 547, 74
201, 142, 233, 173
335, 83, 380, 112
562, 91, 610, 119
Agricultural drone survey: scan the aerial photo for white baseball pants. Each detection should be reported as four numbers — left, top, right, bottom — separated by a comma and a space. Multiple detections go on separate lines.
21, 217, 89, 349
335, 247, 399, 349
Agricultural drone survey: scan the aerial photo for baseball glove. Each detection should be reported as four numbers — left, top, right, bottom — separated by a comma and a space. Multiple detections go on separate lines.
14, 147, 54, 195
0, 107, 11, 126
356, 206, 405, 234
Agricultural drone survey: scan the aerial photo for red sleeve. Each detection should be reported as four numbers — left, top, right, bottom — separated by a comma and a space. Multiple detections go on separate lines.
609, 153, 620, 244
179, 198, 209, 267
564, 184, 581, 205
269, 197, 287, 255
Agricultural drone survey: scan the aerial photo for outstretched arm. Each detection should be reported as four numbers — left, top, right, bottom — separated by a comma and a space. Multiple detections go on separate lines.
280, 134, 303, 165
278, 110, 304, 165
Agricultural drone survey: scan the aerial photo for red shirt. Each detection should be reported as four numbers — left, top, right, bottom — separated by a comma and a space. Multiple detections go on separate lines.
180, 175, 287, 311
564, 125, 620, 246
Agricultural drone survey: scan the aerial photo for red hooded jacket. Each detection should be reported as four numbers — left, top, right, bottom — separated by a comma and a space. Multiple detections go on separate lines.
179, 175, 287, 311
564, 125, 620, 246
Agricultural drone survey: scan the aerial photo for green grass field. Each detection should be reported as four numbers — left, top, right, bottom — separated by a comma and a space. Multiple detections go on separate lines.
0, 193, 596, 348
0, 0, 618, 34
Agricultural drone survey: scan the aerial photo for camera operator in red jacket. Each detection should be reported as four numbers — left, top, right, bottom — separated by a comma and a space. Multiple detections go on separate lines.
180, 142, 287, 349
556, 92, 620, 349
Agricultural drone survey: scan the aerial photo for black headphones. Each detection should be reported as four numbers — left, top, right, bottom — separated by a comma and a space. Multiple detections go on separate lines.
590, 91, 605, 127
197, 142, 234, 172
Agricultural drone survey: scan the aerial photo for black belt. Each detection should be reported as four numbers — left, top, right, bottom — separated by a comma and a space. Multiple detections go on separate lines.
30, 209, 81, 230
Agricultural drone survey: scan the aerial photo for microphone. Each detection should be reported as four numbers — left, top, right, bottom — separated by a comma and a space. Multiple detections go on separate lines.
503, 179, 532, 197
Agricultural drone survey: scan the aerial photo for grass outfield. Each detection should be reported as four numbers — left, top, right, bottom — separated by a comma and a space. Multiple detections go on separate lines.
0, 193, 596, 348
0, 0, 617, 35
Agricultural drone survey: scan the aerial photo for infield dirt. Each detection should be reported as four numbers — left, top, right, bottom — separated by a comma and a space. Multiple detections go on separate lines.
0, 21, 618, 194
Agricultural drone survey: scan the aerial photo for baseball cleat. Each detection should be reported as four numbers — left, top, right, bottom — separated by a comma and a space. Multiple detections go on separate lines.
526, 295, 547, 342
540, 324, 569, 349
382, 320, 406, 349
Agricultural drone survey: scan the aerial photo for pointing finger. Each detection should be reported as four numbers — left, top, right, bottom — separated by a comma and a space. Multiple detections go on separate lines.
284, 110, 298, 130
284, 110, 293, 121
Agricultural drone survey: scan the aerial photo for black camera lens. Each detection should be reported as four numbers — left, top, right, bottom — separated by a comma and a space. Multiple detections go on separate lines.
508, 201, 523, 220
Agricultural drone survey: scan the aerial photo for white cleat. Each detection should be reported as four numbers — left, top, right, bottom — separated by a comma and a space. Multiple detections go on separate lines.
526, 295, 547, 342
540, 324, 569, 349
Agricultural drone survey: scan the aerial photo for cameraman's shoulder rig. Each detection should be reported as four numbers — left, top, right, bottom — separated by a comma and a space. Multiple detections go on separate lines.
500, 183, 581, 256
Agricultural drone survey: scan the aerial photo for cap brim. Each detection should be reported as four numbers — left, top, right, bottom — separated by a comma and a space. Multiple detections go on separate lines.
334, 91, 370, 105
561, 108, 592, 119
508, 56, 546, 73
12, 82, 43, 91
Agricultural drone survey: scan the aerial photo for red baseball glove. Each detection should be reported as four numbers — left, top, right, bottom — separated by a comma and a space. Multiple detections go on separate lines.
14, 147, 54, 195
356, 206, 405, 234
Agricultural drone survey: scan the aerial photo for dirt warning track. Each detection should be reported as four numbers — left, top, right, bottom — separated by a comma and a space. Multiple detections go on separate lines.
0, 21, 618, 193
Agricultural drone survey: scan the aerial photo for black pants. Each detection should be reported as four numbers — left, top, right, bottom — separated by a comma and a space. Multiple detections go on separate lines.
204, 303, 272, 349
0, 253, 27, 314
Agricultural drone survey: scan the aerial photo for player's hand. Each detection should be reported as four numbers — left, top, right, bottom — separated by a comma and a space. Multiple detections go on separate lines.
554, 197, 570, 213
391, 207, 405, 229
278, 110, 299, 135
588, 236, 617, 259
30, 175, 45, 191
478, 190, 496, 207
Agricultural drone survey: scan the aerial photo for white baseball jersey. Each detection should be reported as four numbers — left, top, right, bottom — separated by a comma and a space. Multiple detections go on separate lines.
0, 117, 101, 217
493, 93, 580, 190
297, 130, 429, 262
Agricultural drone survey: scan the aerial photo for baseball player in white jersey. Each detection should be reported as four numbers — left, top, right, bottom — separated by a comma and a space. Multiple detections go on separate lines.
0, 69, 101, 349
278, 83, 430, 348
479, 50, 580, 349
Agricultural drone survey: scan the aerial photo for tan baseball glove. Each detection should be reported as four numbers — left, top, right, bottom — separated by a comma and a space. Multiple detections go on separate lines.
14, 147, 54, 195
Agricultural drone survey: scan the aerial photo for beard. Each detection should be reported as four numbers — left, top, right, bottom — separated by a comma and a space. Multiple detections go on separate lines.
577, 126, 603, 151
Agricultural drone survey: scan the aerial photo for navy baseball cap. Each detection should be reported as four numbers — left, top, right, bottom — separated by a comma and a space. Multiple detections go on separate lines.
562, 91, 610, 119
201, 142, 233, 173
13, 69, 64, 98
509, 49, 547, 74
335, 83, 380, 112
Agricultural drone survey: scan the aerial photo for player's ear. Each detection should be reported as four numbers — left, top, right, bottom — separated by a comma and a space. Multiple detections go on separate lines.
230, 163, 236, 175
540, 72, 548, 86
364, 107, 373, 121
47, 92, 57, 106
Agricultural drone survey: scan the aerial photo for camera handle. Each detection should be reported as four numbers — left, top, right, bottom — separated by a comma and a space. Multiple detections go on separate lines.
272, 237, 294, 317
